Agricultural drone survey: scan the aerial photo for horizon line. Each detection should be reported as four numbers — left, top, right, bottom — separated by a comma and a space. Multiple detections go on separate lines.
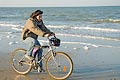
0, 5, 120, 7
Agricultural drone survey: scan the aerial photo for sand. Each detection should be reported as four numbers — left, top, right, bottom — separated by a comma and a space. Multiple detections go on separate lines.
0, 32, 120, 80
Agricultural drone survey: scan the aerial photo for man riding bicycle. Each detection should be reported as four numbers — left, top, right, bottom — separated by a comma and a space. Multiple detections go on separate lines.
21, 10, 55, 72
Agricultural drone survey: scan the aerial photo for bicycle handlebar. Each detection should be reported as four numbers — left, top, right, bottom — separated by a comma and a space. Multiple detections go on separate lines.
47, 33, 56, 39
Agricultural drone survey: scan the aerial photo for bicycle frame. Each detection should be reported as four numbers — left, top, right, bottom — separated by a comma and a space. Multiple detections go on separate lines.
36, 45, 59, 67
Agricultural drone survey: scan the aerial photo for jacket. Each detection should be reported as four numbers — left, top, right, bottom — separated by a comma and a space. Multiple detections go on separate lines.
21, 18, 51, 40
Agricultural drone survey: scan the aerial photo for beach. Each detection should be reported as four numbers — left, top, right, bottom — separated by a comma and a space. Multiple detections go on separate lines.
0, 31, 120, 80
0, 7, 120, 80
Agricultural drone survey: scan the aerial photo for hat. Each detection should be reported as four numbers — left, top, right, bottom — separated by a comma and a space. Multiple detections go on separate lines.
34, 10, 43, 15
30, 10, 43, 18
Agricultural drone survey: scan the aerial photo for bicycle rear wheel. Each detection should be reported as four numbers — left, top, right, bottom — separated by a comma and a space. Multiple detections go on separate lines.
46, 52, 73, 80
11, 48, 32, 74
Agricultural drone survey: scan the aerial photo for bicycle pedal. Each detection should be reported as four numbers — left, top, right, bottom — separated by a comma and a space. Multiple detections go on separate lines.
33, 66, 38, 70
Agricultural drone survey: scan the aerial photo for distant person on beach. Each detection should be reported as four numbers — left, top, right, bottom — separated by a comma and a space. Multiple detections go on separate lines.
21, 10, 55, 72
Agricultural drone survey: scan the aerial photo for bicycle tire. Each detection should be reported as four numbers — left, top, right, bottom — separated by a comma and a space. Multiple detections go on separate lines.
46, 52, 73, 80
11, 48, 32, 74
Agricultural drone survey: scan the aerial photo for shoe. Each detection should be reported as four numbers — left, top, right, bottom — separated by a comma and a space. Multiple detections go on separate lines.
25, 54, 34, 60
32, 60, 38, 70
37, 66, 45, 73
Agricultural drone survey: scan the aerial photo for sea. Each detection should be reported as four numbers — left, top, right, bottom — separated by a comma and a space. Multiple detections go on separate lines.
0, 7, 120, 43
0, 6, 120, 77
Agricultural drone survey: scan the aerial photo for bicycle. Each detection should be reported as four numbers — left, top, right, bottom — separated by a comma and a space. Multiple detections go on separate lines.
11, 36, 73, 80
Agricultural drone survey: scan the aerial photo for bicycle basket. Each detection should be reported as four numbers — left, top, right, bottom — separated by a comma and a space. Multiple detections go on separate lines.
50, 37, 60, 46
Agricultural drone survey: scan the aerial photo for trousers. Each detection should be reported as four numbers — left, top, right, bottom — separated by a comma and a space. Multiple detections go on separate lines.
24, 37, 43, 67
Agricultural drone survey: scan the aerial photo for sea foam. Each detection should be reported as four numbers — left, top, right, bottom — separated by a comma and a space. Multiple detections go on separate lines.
47, 25, 120, 32
9, 41, 18, 45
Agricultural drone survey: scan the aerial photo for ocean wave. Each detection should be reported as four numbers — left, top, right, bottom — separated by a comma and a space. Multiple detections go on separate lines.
12, 26, 22, 31
39, 40, 120, 49
0, 23, 120, 33
56, 33, 120, 42
0, 23, 120, 42
0, 22, 23, 31
94, 19, 120, 23
47, 25, 120, 33
0, 22, 21, 27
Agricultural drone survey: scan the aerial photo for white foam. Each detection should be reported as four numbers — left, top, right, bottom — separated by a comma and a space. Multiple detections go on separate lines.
12, 27, 22, 31
39, 40, 120, 48
47, 25, 67, 29
9, 41, 18, 45
95, 19, 120, 23
0, 22, 120, 33
0, 22, 22, 31
47, 25, 120, 32
6, 35, 16, 38
7, 32, 14, 34
0, 23, 20, 27
71, 26, 120, 32
56, 33, 120, 42
39, 39, 98, 48
61, 41, 98, 47
83, 46, 90, 50
73, 48, 77, 50
61, 41, 120, 48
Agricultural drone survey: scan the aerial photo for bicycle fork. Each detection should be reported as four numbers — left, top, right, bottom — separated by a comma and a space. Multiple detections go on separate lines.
50, 48, 60, 68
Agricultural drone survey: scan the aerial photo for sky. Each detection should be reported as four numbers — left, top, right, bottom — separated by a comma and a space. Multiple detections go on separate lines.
0, 0, 120, 7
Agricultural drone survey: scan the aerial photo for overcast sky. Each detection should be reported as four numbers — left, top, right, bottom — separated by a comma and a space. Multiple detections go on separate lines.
0, 0, 120, 7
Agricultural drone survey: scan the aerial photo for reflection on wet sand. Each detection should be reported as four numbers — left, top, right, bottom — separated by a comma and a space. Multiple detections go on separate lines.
15, 75, 30, 80
14, 73, 55, 80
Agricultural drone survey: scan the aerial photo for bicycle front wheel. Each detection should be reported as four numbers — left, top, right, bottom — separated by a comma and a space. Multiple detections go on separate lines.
11, 48, 32, 74
46, 52, 73, 80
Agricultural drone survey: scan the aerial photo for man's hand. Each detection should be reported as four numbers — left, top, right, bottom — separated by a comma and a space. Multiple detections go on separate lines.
44, 34, 50, 37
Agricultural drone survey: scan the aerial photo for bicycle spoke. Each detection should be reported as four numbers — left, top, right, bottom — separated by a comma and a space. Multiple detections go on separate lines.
46, 52, 73, 80
11, 48, 32, 74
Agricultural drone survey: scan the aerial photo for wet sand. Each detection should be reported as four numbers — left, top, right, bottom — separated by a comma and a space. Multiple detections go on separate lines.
0, 32, 120, 80
1, 51, 120, 80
